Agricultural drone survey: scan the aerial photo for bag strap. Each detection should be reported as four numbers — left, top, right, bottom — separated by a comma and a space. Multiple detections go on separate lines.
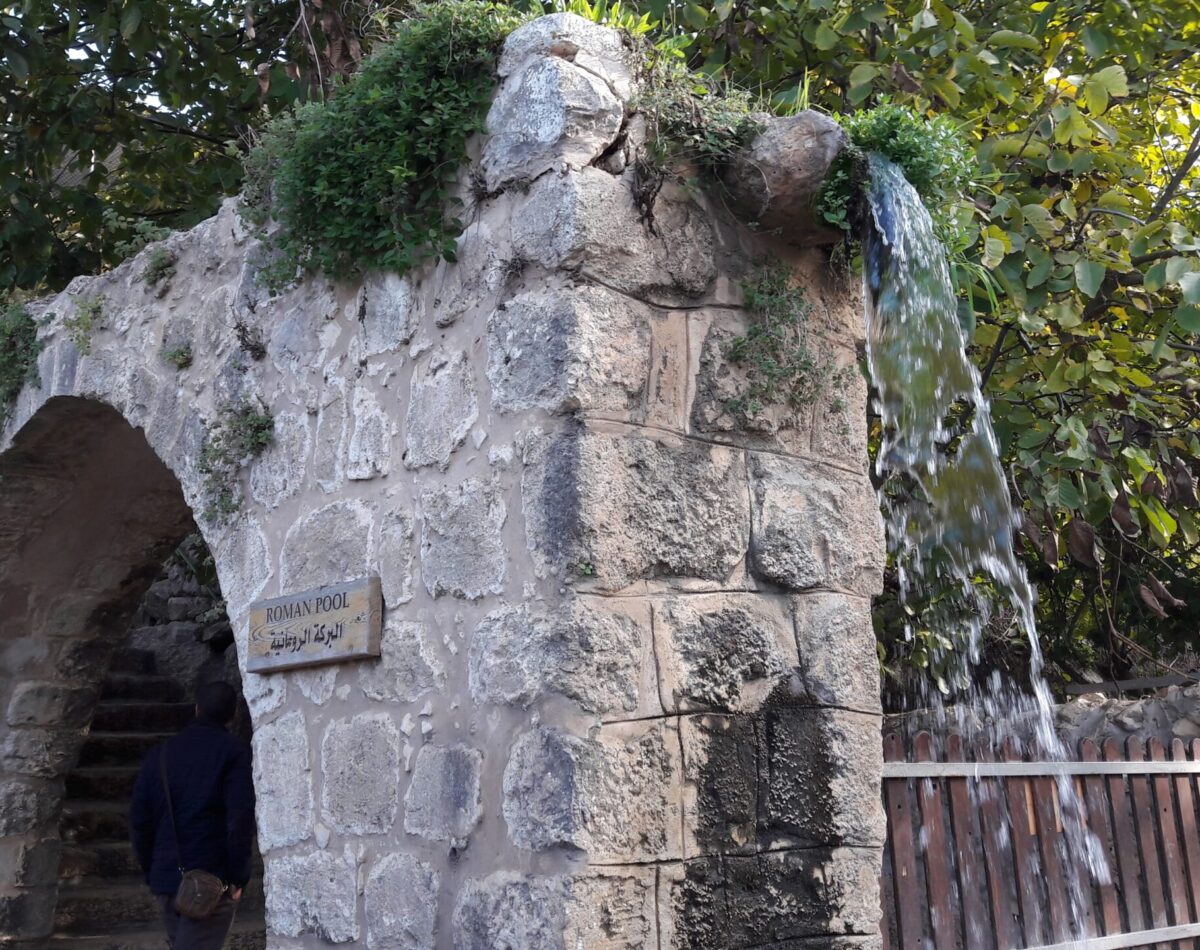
157, 743, 185, 874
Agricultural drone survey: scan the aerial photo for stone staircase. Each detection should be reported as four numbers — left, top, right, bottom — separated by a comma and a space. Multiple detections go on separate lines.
52, 645, 265, 948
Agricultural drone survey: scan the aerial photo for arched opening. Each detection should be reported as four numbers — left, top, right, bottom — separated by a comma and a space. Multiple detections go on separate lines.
0, 397, 264, 947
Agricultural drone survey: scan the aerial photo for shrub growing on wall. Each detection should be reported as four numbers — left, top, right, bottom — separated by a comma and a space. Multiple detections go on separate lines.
0, 298, 41, 424
241, 1, 526, 286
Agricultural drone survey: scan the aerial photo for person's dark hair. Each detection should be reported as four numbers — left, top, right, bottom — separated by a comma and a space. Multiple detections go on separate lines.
195, 681, 238, 725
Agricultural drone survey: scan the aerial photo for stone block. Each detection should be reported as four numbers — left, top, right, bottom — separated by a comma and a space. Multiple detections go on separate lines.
249, 411, 310, 507
502, 720, 681, 862
792, 593, 881, 714
748, 452, 884, 596
360, 272, 415, 355
757, 707, 885, 849
0, 887, 56, 940
404, 349, 478, 471
453, 869, 656, 950
0, 729, 82, 778
522, 428, 748, 590
281, 499, 372, 592
679, 714, 757, 856
661, 848, 881, 947
364, 852, 439, 950
0, 778, 60, 836
313, 379, 349, 493
404, 743, 483, 844
498, 13, 633, 98
6, 682, 97, 729
810, 347, 869, 467
486, 284, 649, 416
359, 619, 442, 704
511, 168, 717, 305
656, 593, 797, 713
375, 507, 415, 608
482, 55, 623, 192
420, 479, 506, 599
347, 385, 392, 480
12, 837, 62, 887
321, 713, 400, 836
265, 850, 359, 943
468, 598, 648, 715
252, 711, 313, 851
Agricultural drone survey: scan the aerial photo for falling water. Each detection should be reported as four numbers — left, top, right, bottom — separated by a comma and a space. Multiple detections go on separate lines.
863, 154, 1108, 932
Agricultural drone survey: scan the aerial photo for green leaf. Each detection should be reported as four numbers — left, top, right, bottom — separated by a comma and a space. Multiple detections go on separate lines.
1075, 260, 1106, 297
119, 3, 141, 38
813, 23, 840, 50
1181, 271, 1200, 305
988, 29, 1040, 50
1177, 304, 1200, 333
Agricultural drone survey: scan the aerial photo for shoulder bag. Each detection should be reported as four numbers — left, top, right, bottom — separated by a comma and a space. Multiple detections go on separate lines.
158, 746, 227, 919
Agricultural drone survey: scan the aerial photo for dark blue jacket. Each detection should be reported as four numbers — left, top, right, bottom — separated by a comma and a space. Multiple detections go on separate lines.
129, 717, 255, 895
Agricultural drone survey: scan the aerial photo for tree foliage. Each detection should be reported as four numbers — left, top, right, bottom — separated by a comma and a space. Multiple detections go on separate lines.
0, 0, 382, 292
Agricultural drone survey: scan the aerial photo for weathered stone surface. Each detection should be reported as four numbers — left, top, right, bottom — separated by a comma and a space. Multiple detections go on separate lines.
249, 411, 311, 507
453, 870, 656, 950
0, 887, 56, 940
793, 593, 881, 714
663, 847, 880, 948
523, 428, 749, 589
5, 682, 97, 729
252, 711, 313, 851
657, 594, 797, 712
265, 850, 359, 943
313, 379, 349, 492
0, 727, 84, 778
468, 599, 644, 713
512, 168, 717, 304
420, 479, 506, 599
757, 707, 885, 849
375, 507, 415, 608
360, 272, 415, 355
404, 349, 478, 470
487, 284, 649, 415
321, 713, 400, 835
347, 385, 391, 480
11, 838, 62, 888
281, 499, 372, 591
679, 714, 757, 856
365, 852, 439, 950
723, 111, 848, 243
503, 721, 680, 862
498, 13, 634, 98
748, 452, 884, 596
0, 778, 60, 835
482, 55, 624, 192
212, 517, 272, 614
404, 743, 483, 843
454, 873, 568, 950
360, 619, 442, 704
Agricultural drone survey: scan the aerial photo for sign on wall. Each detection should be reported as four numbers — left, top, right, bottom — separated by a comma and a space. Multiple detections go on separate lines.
247, 576, 382, 673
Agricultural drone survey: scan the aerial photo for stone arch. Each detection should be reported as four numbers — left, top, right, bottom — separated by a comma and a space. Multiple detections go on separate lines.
0, 397, 208, 941
0, 14, 887, 947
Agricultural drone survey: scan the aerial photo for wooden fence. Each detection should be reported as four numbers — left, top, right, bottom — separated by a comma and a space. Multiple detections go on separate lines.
881, 732, 1200, 950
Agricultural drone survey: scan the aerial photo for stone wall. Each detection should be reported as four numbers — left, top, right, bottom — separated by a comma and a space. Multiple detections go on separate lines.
0, 14, 885, 948
1058, 684, 1200, 749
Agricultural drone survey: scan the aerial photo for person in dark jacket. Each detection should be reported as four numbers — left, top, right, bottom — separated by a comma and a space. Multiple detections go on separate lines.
130, 681, 256, 949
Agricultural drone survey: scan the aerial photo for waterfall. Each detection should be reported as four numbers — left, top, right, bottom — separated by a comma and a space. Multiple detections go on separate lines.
863, 153, 1109, 930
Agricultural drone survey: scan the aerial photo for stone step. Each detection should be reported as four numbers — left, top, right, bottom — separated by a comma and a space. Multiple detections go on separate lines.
91, 701, 193, 733
77, 731, 169, 767
100, 676, 184, 703
60, 841, 142, 880
54, 879, 265, 934
65, 765, 141, 801
61, 841, 266, 882
48, 916, 266, 949
60, 801, 130, 844
107, 648, 159, 676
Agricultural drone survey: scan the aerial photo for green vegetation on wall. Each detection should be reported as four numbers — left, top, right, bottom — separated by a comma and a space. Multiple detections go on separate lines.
240, 1, 526, 287
199, 400, 275, 520
0, 298, 41, 425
